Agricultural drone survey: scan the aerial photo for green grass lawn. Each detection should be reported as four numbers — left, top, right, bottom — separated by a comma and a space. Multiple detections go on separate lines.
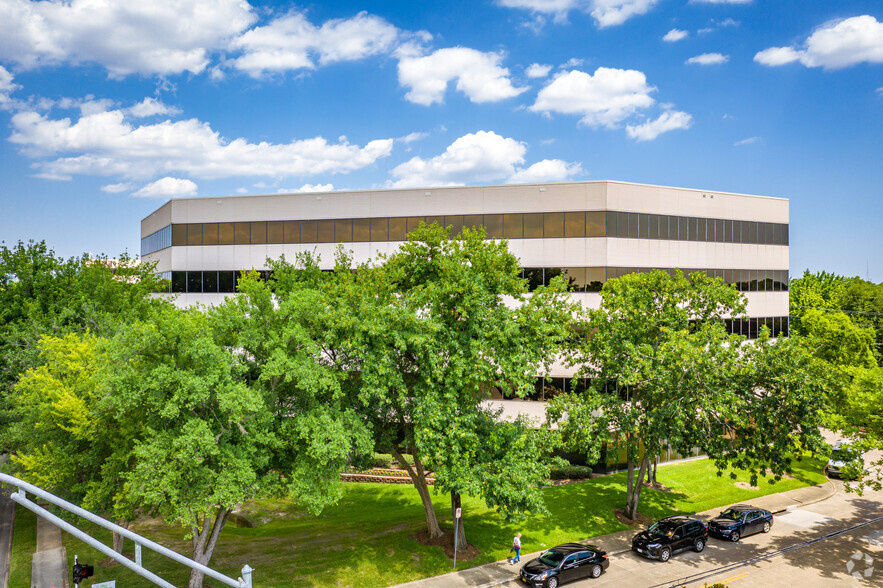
12, 455, 827, 587
8, 505, 36, 588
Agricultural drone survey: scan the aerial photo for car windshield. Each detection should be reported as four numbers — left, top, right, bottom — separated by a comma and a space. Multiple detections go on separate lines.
719, 509, 745, 521
648, 521, 679, 538
539, 549, 566, 567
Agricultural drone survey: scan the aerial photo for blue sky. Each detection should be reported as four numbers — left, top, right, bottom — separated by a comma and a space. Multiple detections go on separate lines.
0, 0, 881, 280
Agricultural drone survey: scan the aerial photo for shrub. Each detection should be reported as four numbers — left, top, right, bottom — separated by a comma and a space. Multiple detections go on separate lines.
549, 465, 593, 480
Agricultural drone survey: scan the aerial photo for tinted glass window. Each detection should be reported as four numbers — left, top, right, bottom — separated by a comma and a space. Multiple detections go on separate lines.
628, 213, 640, 238
564, 267, 586, 292
406, 216, 424, 234
586, 211, 605, 237
563, 554, 578, 565
463, 214, 483, 232
267, 221, 283, 244
234, 222, 250, 244
172, 224, 187, 246
605, 211, 617, 237
425, 216, 444, 228
370, 217, 388, 241
203, 271, 218, 293
352, 218, 370, 242
283, 221, 299, 243
316, 220, 334, 243
647, 214, 660, 239
388, 217, 407, 241
203, 223, 218, 245
483, 214, 503, 238
250, 222, 267, 244
171, 271, 186, 292
445, 215, 464, 237
747, 221, 757, 244
524, 213, 543, 238
639, 214, 650, 239
301, 220, 318, 243
565, 212, 585, 238
586, 267, 604, 292
334, 219, 352, 242
218, 223, 234, 245
187, 271, 202, 293
503, 214, 523, 239
617, 212, 629, 238
218, 271, 236, 293
544, 212, 564, 238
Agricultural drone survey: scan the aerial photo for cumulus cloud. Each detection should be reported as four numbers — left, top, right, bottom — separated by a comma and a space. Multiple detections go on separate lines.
389, 130, 583, 187
755, 15, 883, 70
230, 11, 401, 76
507, 159, 584, 183
663, 29, 688, 42
277, 183, 334, 193
690, 0, 750, 3
734, 136, 760, 146
397, 47, 527, 105
526, 63, 553, 78
133, 177, 198, 198
497, 0, 659, 28
100, 182, 133, 193
530, 67, 656, 127
127, 98, 180, 118
625, 110, 692, 141
0, 0, 256, 76
686, 52, 729, 65
0, 65, 19, 106
9, 100, 395, 181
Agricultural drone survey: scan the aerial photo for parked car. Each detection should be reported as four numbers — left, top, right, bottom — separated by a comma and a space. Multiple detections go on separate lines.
707, 504, 773, 542
631, 516, 707, 562
825, 439, 863, 480
520, 542, 609, 587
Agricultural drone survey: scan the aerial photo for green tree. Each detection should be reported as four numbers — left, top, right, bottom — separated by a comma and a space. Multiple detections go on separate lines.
559, 270, 827, 520
321, 224, 576, 544
0, 240, 165, 445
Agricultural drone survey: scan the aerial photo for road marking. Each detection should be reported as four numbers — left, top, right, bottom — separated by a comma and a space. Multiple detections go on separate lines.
863, 529, 883, 548
774, 509, 835, 529
716, 572, 748, 584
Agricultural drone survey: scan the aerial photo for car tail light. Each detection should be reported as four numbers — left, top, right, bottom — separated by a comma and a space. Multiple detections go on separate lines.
602, 554, 608, 559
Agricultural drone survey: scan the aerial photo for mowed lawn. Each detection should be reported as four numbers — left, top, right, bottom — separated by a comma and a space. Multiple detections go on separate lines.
12, 455, 826, 587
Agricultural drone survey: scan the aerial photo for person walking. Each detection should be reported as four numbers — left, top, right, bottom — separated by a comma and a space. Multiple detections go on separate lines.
512, 532, 522, 564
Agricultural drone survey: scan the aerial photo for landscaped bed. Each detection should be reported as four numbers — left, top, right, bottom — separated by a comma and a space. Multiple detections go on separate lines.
9, 455, 826, 587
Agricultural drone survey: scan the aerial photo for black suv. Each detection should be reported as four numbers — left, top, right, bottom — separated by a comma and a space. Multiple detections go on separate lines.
520, 542, 609, 587
707, 504, 773, 542
632, 516, 708, 562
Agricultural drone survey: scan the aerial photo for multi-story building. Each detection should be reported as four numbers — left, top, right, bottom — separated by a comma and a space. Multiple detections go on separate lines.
141, 180, 789, 458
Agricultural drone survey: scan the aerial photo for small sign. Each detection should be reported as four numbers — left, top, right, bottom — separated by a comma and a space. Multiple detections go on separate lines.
455, 508, 461, 519
92, 582, 116, 588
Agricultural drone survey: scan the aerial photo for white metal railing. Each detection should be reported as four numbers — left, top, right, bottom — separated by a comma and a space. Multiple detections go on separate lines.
0, 473, 252, 588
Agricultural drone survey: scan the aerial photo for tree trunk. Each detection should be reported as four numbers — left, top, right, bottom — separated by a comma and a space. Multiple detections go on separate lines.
112, 520, 129, 554
626, 455, 651, 520
393, 447, 443, 538
186, 507, 232, 588
451, 491, 466, 550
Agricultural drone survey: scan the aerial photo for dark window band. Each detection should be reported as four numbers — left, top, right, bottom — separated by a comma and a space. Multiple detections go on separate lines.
141, 211, 789, 255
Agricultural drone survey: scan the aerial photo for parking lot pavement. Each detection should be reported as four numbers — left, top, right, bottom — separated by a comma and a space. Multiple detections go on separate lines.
562, 481, 883, 587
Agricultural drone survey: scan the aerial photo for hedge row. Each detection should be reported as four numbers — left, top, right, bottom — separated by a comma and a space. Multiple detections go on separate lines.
548, 465, 593, 480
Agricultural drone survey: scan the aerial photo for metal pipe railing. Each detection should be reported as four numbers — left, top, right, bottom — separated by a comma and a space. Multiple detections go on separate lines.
0, 473, 253, 588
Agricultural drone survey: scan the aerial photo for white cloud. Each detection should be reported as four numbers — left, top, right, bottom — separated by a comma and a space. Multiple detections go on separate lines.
530, 67, 656, 127
281, 183, 334, 193
686, 52, 729, 65
734, 136, 760, 146
100, 182, 133, 193
877, 86, 883, 94
230, 11, 400, 76
561, 57, 585, 68
497, 0, 659, 28
399, 131, 429, 144
127, 98, 180, 118
625, 110, 692, 141
690, 0, 751, 3
755, 15, 883, 70
9, 100, 395, 181
390, 131, 526, 187
0, 65, 19, 106
133, 177, 198, 198
526, 63, 553, 78
0, 0, 256, 76
663, 29, 689, 42
397, 47, 527, 105
754, 46, 802, 66
507, 159, 584, 183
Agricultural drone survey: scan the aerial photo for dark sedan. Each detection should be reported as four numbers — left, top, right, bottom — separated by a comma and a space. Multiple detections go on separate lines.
632, 516, 708, 562
707, 504, 773, 542
520, 543, 609, 587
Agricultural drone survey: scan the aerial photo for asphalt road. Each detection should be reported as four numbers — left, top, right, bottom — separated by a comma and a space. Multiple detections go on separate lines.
563, 480, 883, 588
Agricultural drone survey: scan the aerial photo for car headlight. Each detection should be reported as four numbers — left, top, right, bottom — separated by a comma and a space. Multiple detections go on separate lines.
647, 542, 661, 549
720, 528, 732, 533
538, 571, 551, 579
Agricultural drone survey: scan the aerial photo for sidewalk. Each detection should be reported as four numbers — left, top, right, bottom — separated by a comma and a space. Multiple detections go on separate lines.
392, 481, 836, 588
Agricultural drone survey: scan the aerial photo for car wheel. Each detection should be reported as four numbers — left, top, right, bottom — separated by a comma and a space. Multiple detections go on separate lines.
659, 547, 671, 562
730, 531, 740, 542
694, 538, 705, 552
590, 564, 602, 578
762, 521, 771, 533
546, 576, 559, 588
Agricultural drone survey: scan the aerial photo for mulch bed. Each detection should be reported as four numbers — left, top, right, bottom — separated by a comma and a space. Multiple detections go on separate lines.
613, 509, 652, 528
413, 528, 481, 561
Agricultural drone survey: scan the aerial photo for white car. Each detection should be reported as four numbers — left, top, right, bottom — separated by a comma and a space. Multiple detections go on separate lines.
825, 439, 863, 479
